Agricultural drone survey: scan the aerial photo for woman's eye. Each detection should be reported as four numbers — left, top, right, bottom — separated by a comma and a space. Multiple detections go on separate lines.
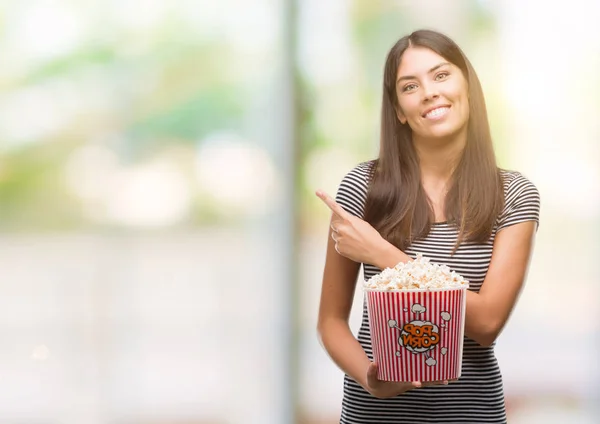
435, 72, 449, 81
403, 83, 418, 92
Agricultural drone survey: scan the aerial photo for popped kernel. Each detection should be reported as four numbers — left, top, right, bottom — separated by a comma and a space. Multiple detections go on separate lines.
364, 253, 469, 290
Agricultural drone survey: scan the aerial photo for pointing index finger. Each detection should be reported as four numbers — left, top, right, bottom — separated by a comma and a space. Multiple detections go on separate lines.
315, 190, 351, 219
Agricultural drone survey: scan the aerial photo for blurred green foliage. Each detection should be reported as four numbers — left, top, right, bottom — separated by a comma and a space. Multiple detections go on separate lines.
0, 1, 510, 231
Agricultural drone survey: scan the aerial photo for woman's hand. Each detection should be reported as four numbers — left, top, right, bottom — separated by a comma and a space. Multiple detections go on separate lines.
316, 190, 388, 265
365, 362, 449, 399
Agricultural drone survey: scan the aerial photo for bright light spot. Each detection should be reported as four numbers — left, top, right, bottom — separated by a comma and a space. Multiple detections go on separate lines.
534, 155, 599, 218
304, 147, 360, 202
105, 161, 192, 227
179, 0, 278, 52
31, 344, 50, 361
299, 0, 354, 85
64, 144, 120, 202
0, 84, 76, 147
110, 0, 171, 31
9, 0, 85, 63
196, 132, 279, 216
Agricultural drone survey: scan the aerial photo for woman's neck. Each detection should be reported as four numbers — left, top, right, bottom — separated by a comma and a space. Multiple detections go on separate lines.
414, 133, 466, 182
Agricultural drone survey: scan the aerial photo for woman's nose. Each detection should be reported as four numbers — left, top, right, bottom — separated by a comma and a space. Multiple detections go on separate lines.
421, 82, 440, 101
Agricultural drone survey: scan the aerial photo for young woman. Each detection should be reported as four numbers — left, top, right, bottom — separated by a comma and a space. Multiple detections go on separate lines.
316, 29, 540, 423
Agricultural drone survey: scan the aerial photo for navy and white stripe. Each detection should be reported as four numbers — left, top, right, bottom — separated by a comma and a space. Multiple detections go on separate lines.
334, 161, 540, 424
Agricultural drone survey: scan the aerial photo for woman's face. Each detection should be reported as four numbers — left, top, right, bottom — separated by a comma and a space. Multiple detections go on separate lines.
395, 47, 469, 143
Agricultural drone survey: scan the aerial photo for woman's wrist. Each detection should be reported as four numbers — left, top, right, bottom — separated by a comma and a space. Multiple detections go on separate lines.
375, 240, 412, 269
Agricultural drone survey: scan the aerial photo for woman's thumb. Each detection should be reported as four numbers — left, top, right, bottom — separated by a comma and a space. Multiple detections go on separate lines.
367, 362, 378, 380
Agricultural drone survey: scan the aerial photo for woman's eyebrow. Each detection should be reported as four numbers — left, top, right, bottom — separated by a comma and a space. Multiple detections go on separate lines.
396, 62, 451, 85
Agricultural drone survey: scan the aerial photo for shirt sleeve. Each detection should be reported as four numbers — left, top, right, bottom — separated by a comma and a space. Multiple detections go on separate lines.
334, 161, 372, 219
496, 172, 541, 232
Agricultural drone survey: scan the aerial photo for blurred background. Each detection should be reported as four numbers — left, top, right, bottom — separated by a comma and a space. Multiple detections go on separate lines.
0, 0, 599, 423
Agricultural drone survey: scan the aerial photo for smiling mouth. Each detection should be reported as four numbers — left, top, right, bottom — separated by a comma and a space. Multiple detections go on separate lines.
423, 106, 450, 119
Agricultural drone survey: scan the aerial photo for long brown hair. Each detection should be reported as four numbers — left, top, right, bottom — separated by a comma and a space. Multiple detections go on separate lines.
363, 29, 504, 252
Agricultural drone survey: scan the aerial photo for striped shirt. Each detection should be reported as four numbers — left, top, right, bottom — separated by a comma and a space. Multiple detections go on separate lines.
334, 161, 541, 424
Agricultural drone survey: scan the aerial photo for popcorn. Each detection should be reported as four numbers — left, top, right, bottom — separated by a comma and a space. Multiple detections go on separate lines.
364, 253, 469, 290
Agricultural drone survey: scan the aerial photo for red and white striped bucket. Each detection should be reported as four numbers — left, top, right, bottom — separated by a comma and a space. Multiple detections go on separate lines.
365, 287, 467, 382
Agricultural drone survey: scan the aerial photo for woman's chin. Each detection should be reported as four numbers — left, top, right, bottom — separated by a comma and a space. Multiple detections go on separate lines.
417, 132, 460, 143
418, 123, 467, 143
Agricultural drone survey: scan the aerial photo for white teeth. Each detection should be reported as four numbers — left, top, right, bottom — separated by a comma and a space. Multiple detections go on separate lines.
425, 107, 449, 118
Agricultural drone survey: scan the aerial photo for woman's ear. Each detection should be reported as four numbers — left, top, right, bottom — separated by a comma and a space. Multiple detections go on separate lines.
395, 107, 407, 125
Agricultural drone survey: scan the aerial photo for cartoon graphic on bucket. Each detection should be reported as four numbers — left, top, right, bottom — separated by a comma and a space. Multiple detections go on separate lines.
387, 302, 455, 368
365, 289, 467, 382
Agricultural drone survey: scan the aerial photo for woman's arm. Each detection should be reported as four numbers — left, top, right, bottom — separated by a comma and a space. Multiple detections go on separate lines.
463, 221, 536, 346
318, 218, 436, 397
317, 190, 444, 397
317, 221, 371, 390
374, 221, 537, 347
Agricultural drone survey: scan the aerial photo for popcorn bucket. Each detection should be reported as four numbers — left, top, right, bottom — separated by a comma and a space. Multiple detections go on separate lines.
365, 287, 467, 382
